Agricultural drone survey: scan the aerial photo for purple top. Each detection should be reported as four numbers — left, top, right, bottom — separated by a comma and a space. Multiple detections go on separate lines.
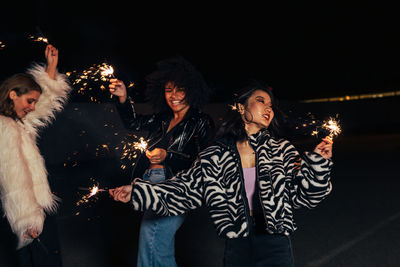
243, 167, 256, 210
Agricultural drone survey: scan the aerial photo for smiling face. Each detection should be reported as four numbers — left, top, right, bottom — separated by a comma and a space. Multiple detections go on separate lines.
164, 81, 190, 115
241, 89, 274, 135
9, 90, 41, 119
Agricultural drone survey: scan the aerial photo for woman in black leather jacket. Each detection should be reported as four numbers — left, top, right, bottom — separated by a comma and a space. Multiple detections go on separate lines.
109, 56, 215, 267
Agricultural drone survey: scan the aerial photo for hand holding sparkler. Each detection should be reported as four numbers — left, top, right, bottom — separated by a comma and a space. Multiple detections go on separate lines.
146, 148, 167, 164
109, 78, 127, 103
109, 185, 133, 203
313, 136, 333, 160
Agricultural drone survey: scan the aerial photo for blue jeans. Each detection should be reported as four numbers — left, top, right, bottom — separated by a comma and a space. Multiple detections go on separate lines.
137, 168, 185, 267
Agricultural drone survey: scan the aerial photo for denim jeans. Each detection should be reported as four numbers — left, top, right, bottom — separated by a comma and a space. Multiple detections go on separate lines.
137, 168, 185, 267
223, 217, 294, 267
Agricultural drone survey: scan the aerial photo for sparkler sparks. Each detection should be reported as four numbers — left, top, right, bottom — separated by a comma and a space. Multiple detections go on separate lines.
310, 115, 342, 138
290, 111, 342, 139
76, 183, 106, 207
100, 64, 115, 78
66, 63, 124, 103
115, 134, 149, 169
322, 117, 342, 138
28, 34, 49, 44
133, 137, 148, 152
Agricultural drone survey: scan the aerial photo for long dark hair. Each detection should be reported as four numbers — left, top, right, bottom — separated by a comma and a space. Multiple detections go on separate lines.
0, 73, 42, 120
216, 80, 284, 141
145, 56, 212, 113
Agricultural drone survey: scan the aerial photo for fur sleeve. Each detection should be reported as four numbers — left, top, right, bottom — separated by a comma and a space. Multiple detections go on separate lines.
0, 117, 45, 249
24, 63, 72, 132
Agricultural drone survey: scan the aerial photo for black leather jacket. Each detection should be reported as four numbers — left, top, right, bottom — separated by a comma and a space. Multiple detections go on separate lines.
116, 98, 215, 181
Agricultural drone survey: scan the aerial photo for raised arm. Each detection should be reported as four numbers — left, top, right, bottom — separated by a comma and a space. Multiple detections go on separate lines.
24, 44, 72, 130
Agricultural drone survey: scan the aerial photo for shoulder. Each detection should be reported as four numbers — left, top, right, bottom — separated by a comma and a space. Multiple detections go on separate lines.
267, 136, 298, 156
0, 115, 17, 129
203, 136, 234, 154
188, 110, 215, 129
188, 109, 212, 120
0, 115, 20, 139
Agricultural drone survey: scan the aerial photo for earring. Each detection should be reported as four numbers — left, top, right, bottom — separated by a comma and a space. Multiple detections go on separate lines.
9, 91, 17, 100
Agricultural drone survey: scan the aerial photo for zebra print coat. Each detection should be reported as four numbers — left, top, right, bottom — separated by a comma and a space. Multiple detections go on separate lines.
131, 129, 333, 238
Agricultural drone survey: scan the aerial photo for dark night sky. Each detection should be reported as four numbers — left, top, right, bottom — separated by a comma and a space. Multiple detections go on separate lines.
1, 1, 400, 102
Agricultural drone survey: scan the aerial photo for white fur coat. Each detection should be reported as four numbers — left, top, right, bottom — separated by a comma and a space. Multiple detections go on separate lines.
0, 63, 71, 249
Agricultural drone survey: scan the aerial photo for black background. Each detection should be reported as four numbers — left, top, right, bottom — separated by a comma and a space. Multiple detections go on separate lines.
2, 1, 400, 102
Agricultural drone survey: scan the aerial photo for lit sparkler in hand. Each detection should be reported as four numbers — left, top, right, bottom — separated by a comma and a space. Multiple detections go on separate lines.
99, 63, 116, 98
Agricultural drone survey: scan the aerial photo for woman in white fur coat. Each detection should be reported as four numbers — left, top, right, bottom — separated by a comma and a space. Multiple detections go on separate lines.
0, 44, 71, 266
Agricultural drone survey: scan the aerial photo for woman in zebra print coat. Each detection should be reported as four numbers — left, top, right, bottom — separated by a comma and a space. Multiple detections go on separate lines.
110, 81, 333, 267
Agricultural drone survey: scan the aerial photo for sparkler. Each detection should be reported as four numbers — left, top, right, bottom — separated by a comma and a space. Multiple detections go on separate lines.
76, 183, 106, 207
322, 117, 342, 138
133, 137, 148, 152
115, 134, 149, 169
310, 115, 342, 139
66, 62, 121, 103
35, 238, 49, 254
99, 63, 116, 99
28, 34, 49, 44
99, 64, 115, 78
290, 111, 342, 139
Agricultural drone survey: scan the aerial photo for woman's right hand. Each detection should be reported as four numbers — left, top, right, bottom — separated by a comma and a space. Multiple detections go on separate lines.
314, 136, 333, 160
45, 44, 58, 80
146, 148, 167, 164
109, 185, 132, 203
109, 78, 127, 103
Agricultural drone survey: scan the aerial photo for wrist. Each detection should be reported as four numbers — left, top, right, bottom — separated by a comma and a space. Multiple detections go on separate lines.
45, 66, 57, 80
119, 95, 127, 104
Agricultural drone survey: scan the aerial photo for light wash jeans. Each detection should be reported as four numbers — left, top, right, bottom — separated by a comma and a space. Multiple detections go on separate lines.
137, 168, 185, 267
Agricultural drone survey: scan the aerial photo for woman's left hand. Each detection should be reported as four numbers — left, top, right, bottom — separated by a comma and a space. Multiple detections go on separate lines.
23, 228, 39, 239
146, 148, 167, 164
313, 136, 333, 159
45, 44, 58, 80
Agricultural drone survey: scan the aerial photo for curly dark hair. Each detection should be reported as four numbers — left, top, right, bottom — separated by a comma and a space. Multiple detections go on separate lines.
144, 56, 212, 113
